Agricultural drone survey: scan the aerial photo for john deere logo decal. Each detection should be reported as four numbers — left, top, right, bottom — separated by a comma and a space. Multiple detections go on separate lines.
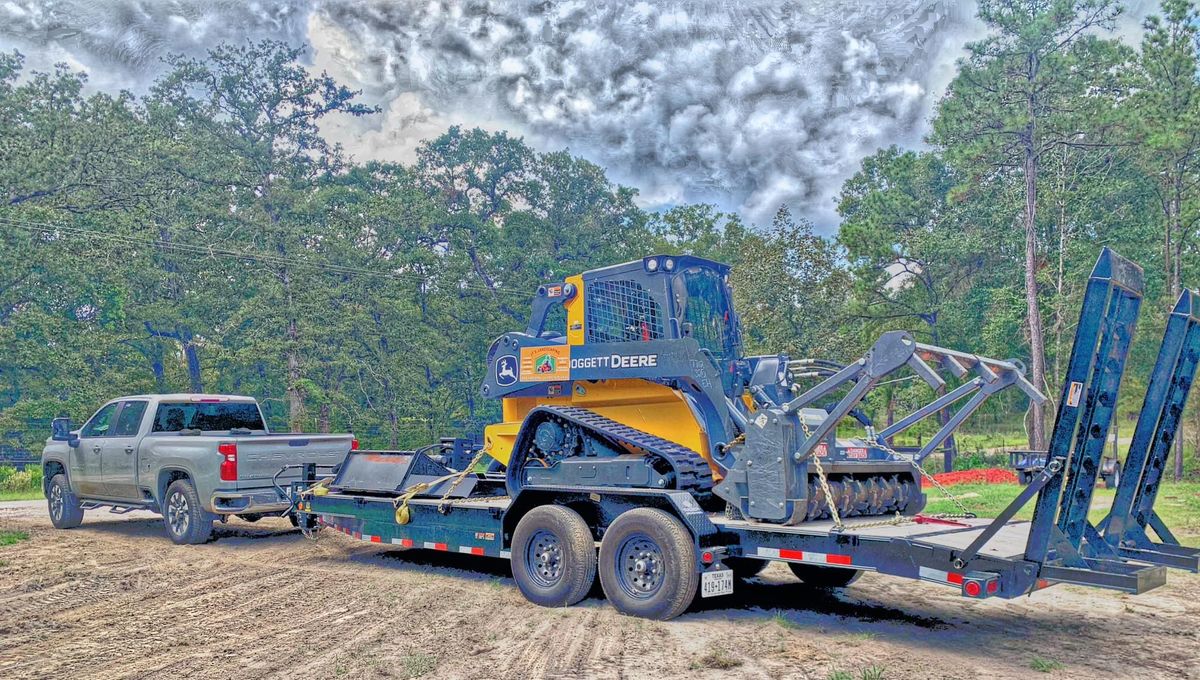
519, 345, 570, 382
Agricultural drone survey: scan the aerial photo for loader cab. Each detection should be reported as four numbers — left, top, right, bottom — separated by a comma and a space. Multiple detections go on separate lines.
579, 255, 742, 362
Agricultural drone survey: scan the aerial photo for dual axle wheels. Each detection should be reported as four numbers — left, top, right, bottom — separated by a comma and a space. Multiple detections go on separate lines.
511, 505, 862, 619
511, 506, 698, 620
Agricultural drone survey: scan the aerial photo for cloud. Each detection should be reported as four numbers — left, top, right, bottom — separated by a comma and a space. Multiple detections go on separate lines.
0, 1, 1161, 230
309, 1, 985, 229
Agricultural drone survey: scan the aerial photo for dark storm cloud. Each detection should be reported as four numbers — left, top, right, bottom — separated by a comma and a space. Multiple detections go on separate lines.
0, 1, 1158, 227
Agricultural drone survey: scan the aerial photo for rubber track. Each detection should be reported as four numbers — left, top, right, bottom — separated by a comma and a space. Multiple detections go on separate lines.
532, 405, 715, 497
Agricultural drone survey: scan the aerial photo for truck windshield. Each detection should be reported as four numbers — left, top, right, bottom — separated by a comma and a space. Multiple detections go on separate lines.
152, 402, 266, 433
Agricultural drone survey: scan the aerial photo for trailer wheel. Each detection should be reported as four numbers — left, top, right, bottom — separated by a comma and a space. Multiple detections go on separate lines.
723, 557, 769, 581
511, 505, 597, 608
788, 563, 861, 588
599, 508, 698, 620
47, 474, 84, 529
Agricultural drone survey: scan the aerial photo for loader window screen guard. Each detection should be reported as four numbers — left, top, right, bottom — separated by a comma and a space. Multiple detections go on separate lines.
677, 266, 736, 360
152, 402, 266, 433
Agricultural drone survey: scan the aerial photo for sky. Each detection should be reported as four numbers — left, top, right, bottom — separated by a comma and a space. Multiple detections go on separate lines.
0, 1, 1158, 231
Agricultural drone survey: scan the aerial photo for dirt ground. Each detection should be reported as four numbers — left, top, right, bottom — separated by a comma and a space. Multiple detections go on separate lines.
0, 501, 1197, 680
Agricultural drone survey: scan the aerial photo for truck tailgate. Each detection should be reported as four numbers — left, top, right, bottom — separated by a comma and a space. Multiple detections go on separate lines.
234, 435, 352, 488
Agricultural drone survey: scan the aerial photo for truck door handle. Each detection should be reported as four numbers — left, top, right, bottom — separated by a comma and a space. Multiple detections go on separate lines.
91, 445, 102, 454
124, 447, 134, 454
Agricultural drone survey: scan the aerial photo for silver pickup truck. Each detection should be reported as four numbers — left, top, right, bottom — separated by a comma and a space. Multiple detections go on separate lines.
41, 394, 353, 544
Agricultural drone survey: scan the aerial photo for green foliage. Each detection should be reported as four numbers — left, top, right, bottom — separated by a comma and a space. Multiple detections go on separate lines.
0, 467, 40, 493
2, 0, 1200, 462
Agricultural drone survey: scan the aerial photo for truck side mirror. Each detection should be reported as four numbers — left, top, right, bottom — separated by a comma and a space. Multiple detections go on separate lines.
51, 417, 79, 447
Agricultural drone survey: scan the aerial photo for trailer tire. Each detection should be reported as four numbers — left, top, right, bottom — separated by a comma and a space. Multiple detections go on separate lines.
724, 557, 769, 581
599, 508, 698, 620
788, 563, 861, 588
163, 479, 214, 545
511, 505, 596, 608
47, 474, 84, 529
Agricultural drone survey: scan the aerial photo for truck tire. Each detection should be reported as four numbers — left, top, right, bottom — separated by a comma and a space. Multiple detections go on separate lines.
163, 479, 214, 545
598, 508, 698, 620
47, 473, 84, 529
1106, 463, 1121, 490
788, 563, 861, 588
511, 505, 597, 608
724, 556, 770, 581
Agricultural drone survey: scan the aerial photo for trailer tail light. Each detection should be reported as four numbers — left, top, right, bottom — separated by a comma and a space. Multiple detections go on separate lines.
351, 439, 360, 451
962, 575, 999, 599
218, 442, 238, 481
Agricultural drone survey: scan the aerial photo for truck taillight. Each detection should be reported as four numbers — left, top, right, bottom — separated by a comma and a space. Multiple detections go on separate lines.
218, 442, 238, 481
351, 439, 359, 451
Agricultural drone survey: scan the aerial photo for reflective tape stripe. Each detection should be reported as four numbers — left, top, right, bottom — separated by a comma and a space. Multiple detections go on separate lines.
756, 547, 853, 566
392, 538, 414, 548
424, 542, 449, 551
459, 546, 485, 556
500, 550, 512, 559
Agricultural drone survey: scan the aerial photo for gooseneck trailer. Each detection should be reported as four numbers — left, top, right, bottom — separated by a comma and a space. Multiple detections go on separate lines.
288, 249, 1200, 620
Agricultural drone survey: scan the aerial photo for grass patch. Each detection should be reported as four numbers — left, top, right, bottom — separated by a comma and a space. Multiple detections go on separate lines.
399, 652, 436, 679
770, 611, 800, 630
0, 530, 29, 546
1030, 657, 1064, 673
922, 482, 1200, 547
0, 489, 44, 502
827, 667, 886, 680
693, 648, 742, 670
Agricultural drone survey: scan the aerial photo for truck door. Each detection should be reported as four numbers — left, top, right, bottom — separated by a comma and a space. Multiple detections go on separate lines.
73, 402, 118, 497
102, 400, 148, 499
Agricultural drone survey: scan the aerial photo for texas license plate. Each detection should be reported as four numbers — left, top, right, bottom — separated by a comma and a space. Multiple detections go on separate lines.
701, 568, 734, 598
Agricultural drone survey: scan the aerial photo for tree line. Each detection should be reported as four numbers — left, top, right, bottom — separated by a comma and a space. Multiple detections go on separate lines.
1, 1, 1198, 478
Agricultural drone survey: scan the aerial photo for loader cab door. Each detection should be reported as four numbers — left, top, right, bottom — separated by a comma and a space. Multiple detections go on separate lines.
674, 264, 740, 364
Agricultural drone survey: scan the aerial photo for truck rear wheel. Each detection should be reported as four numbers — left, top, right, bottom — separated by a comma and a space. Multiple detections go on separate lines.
511, 505, 596, 608
47, 473, 84, 529
787, 563, 861, 588
598, 508, 698, 620
163, 479, 214, 545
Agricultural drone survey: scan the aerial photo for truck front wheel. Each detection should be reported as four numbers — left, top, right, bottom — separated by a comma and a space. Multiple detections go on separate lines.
511, 505, 597, 608
47, 473, 84, 529
598, 508, 698, 620
163, 479, 214, 545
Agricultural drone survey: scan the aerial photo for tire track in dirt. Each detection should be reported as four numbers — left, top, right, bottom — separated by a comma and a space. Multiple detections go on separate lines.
2, 502, 1200, 679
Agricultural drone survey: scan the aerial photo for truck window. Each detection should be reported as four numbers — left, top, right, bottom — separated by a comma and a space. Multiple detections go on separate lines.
81, 403, 119, 437
152, 402, 266, 433
112, 401, 148, 437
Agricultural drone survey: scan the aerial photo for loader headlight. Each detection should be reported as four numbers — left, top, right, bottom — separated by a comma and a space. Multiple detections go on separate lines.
664, 257, 675, 271
645, 257, 659, 272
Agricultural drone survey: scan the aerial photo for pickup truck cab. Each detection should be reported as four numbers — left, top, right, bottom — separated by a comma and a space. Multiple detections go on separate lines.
42, 394, 354, 544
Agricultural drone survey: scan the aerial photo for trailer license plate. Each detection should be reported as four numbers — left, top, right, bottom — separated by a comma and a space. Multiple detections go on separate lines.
701, 569, 734, 598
